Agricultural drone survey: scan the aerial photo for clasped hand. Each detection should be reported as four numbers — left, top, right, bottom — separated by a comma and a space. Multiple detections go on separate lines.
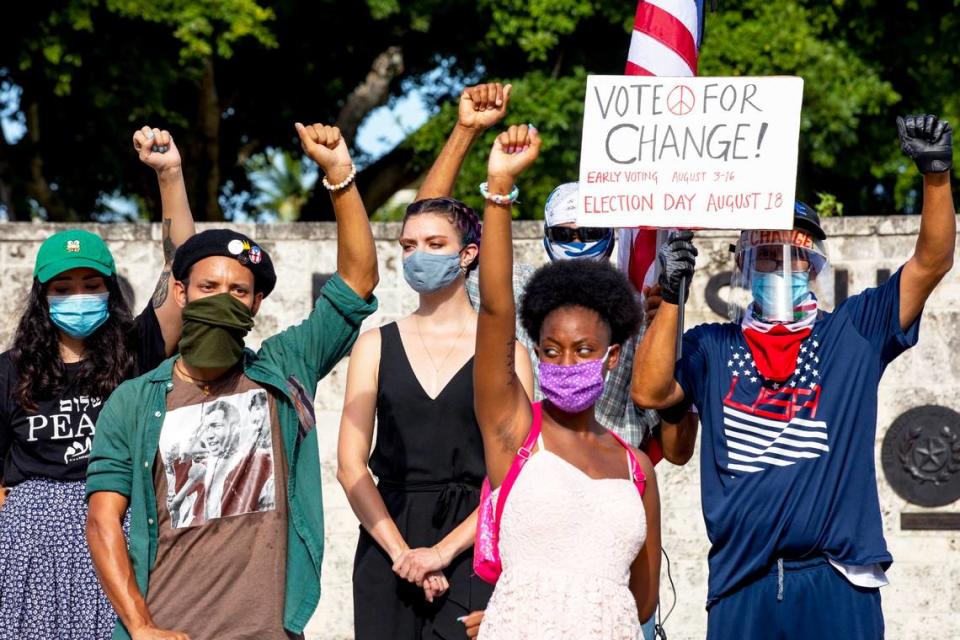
392, 546, 450, 603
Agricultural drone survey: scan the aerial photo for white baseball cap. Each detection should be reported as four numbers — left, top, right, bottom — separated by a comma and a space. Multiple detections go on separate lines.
544, 182, 580, 227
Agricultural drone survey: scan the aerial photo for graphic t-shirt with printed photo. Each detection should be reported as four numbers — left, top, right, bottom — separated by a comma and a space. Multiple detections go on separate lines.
147, 370, 289, 639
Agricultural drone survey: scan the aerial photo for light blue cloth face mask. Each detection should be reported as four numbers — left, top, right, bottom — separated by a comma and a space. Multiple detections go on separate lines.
47, 292, 110, 338
403, 251, 463, 294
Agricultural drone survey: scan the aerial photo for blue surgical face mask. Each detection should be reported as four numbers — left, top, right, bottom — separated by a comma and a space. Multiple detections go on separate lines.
47, 292, 110, 338
543, 236, 614, 262
751, 271, 810, 319
403, 251, 463, 294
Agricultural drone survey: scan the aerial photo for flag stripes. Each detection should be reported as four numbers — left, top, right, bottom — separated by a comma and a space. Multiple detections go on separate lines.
722, 404, 830, 474
630, 0, 698, 74
623, 1, 703, 296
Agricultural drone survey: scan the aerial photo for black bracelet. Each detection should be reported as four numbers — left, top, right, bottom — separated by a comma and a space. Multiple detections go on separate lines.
657, 399, 691, 424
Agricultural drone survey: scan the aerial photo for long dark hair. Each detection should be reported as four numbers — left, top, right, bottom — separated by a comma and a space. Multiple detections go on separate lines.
10, 276, 136, 411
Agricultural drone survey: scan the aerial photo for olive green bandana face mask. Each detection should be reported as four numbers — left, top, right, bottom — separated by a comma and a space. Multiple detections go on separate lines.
179, 293, 255, 369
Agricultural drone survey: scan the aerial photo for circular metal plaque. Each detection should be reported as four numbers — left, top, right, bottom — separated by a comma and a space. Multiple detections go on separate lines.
881, 405, 960, 507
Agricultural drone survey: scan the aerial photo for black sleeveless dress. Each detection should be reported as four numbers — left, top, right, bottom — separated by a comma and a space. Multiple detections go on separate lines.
353, 322, 493, 639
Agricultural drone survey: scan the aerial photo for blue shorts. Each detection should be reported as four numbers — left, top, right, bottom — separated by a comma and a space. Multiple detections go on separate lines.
707, 557, 884, 640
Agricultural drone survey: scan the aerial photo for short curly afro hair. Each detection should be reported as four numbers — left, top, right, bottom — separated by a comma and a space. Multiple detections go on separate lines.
520, 259, 641, 346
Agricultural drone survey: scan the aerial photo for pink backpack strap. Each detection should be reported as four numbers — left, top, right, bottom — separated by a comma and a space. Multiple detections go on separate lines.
493, 402, 543, 525
607, 430, 646, 497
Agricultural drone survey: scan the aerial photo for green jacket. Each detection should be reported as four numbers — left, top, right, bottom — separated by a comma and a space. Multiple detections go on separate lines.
86, 274, 377, 639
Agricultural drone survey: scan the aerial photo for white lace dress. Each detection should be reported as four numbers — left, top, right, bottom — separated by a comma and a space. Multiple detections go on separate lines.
478, 433, 647, 639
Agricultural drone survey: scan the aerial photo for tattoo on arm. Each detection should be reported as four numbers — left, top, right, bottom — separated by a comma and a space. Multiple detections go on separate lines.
152, 218, 177, 309
496, 339, 519, 449
161, 218, 176, 264
152, 270, 171, 309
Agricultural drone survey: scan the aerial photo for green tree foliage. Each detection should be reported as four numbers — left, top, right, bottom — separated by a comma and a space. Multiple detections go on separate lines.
698, 1, 899, 173
398, 68, 590, 220
799, 0, 960, 212
0, 0, 956, 222
245, 147, 317, 221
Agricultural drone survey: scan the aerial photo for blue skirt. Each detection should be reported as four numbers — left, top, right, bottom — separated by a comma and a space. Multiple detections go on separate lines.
0, 478, 119, 640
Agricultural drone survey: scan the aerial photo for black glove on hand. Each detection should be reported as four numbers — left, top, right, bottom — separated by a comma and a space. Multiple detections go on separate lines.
897, 114, 953, 174
657, 230, 697, 305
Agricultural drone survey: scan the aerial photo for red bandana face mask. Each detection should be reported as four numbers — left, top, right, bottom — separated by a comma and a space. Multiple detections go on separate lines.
741, 296, 818, 382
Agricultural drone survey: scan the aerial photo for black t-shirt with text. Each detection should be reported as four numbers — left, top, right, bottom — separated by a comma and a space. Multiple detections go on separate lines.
0, 304, 166, 485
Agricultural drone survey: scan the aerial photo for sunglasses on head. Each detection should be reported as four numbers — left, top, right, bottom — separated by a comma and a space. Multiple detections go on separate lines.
544, 225, 611, 243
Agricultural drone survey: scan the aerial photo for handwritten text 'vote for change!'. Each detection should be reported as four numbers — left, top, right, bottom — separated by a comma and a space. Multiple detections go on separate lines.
577, 76, 803, 231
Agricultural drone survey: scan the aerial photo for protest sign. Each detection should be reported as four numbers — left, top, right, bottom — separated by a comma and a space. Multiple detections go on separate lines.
577, 75, 803, 230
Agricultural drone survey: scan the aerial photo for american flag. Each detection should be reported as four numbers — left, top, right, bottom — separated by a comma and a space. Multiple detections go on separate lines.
620, 0, 708, 464
620, 0, 707, 292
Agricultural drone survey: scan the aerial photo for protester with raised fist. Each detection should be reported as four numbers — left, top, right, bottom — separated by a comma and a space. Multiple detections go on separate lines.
473, 124, 660, 639
86, 122, 378, 640
417, 85, 695, 468
632, 114, 955, 638
0, 126, 195, 639
414, 82, 540, 377
338, 174, 533, 636
418, 81, 514, 200
542, 182, 699, 470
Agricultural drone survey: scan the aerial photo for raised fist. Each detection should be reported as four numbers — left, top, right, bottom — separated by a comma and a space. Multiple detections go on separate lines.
133, 126, 181, 174
459, 82, 512, 131
487, 124, 541, 183
657, 231, 697, 305
295, 122, 353, 181
897, 114, 953, 174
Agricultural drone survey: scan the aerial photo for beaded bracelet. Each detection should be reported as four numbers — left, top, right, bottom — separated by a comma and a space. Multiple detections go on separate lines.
479, 181, 520, 205
323, 164, 357, 192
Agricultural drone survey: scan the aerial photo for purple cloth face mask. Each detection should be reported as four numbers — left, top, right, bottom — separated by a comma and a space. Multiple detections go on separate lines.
538, 356, 607, 414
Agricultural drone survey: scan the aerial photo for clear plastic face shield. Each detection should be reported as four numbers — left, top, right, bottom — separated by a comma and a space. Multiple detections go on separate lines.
730, 229, 833, 323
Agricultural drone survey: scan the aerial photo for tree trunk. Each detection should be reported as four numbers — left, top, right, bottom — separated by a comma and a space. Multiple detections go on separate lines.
358, 145, 419, 213
197, 58, 223, 221
301, 46, 407, 220
335, 46, 405, 143
23, 96, 72, 221
0, 133, 19, 220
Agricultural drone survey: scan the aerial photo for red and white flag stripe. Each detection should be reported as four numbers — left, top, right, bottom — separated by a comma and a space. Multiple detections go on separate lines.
620, 1, 705, 465
625, 0, 700, 77
621, 0, 703, 291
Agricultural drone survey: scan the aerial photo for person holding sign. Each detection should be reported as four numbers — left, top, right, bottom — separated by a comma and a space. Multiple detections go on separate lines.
632, 114, 955, 638
474, 123, 661, 639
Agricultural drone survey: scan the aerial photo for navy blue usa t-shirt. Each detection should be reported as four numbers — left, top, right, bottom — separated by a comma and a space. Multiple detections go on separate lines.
676, 267, 920, 606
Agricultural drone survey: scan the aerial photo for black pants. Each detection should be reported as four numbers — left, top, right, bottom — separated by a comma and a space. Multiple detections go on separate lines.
353, 527, 492, 640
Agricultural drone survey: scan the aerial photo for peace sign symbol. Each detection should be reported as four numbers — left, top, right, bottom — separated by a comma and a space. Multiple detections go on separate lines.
667, 85, 695, 116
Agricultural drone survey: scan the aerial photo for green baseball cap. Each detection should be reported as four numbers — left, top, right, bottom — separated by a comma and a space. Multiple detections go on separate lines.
34, 229, 117, 283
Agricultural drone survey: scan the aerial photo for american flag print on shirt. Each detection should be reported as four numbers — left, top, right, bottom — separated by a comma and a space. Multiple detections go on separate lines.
720, 335, 829, 475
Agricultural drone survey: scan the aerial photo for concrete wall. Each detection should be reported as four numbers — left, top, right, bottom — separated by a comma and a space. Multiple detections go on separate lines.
1, 219, 957, 639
